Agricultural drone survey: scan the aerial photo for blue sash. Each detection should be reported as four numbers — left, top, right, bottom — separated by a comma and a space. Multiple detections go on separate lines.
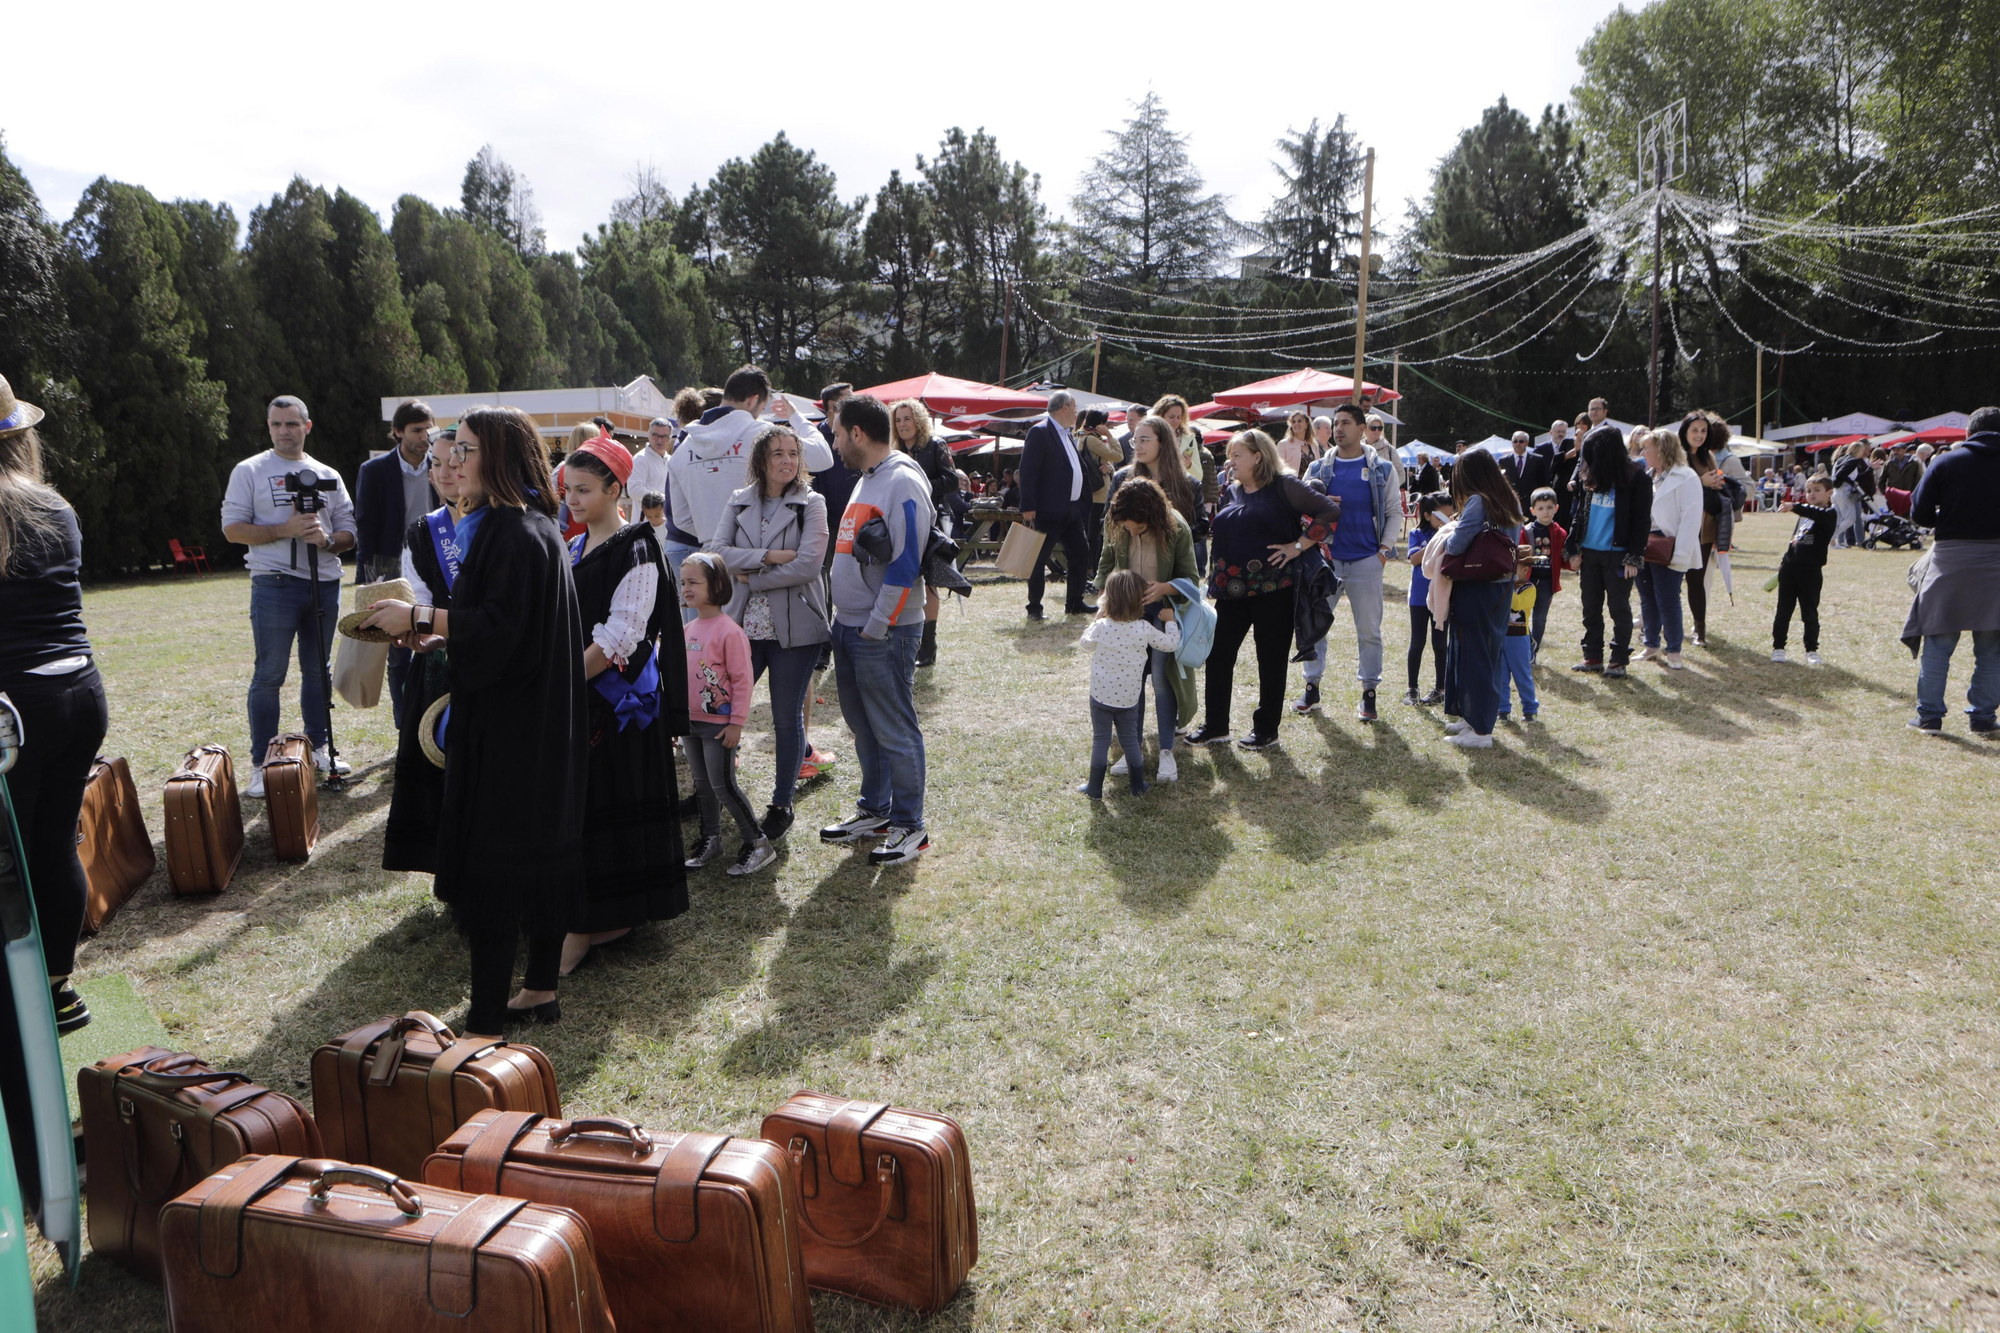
573, 531, 662, 731
433, 703, 451, 755
425, 507, 465, 592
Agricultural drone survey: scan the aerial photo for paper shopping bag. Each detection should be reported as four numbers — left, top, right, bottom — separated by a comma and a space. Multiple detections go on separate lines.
994, 522, 1047, 579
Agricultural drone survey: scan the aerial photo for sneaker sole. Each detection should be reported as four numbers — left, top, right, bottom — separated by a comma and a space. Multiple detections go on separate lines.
821, 826, 890, 843
869, 842, 930, 865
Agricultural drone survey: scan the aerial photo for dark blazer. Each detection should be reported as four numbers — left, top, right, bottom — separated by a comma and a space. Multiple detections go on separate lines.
1499, 448, 1553, 507
1017, 418, 1086, 527
355, 450, 439, 567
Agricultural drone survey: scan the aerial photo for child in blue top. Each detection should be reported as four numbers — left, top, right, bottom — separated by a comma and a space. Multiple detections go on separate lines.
1404, 492, 1454, 705
1497, 578, 1540, 721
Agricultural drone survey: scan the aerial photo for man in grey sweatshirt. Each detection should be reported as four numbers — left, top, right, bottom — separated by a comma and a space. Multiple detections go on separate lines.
819, 394, 933, 865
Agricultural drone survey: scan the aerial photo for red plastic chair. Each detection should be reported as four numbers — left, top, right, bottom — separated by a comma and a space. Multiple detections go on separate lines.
169, 539, 211, 574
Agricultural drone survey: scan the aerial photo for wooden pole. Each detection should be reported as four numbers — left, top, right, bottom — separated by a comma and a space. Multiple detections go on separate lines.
1754, 346, 1763, 443
1352, 148, 1376, 402
997, 278, 1013, 385
1091, 336, 1103, 394
1647, 154, 1664, 427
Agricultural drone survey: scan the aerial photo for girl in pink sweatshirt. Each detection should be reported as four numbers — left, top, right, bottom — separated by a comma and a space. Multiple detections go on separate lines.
680, 553, 772, 874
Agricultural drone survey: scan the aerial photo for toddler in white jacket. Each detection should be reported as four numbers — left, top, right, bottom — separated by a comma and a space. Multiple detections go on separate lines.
1080, 571, 1181, 798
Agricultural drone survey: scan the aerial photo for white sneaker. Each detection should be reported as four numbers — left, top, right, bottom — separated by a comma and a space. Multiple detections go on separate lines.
727, 839, 777, 876
244, 767, 267, 799
1156, 750, 1178, 782
1806, 651, 1822, 666
1770, 649, 1788, 664
868, 826, 930, 865
314, 745, 351, 777
1447, 731, 1494, 748
1663, 653, 1685, 670
1109, 755, 1130, 776
1639, 646, 1661, 661
1444, 719, 1470, 736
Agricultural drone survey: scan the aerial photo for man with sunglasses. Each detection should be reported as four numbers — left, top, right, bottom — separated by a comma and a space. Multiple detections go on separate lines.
356, 399, 440, 727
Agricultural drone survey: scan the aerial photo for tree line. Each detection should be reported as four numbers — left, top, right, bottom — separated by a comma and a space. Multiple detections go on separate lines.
6, 0, 2000, 575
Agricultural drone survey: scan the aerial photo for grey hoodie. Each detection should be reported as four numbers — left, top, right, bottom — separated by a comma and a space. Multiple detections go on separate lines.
668, 405, 835, 547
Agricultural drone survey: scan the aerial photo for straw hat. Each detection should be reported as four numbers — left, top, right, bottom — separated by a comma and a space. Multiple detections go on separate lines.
0, 375, 46, 437
419, 693, 451, 770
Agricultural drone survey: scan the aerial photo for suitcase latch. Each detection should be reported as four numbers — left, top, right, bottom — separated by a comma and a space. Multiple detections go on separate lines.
118, 1097, 134, 1120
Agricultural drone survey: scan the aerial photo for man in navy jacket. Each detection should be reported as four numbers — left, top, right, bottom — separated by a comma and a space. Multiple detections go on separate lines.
1016, 390, 1093, 618
355, 400, 439, 725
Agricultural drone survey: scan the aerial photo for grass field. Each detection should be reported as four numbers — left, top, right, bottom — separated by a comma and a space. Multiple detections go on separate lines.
26, 511, 2000, 1332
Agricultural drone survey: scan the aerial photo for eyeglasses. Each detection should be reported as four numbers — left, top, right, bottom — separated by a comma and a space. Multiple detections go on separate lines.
449, 442, 480, 466
1366, 424, 1384, 431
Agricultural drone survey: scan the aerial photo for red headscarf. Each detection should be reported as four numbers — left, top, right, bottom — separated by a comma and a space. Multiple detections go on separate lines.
570, 434, 634, 490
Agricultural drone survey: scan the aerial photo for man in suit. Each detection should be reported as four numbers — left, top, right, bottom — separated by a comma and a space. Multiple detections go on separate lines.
1499, 431, 1552, 509
1017, 390, 1092, 619
354, 398, 439, 727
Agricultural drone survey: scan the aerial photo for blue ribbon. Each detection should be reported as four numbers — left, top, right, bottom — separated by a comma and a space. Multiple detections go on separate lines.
433, 703, 451, 755
425, 508, 464, 591
593, 653, 661, 731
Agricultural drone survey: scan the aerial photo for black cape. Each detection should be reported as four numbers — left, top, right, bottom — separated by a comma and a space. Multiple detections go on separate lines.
382, 511, 452, 873
569, 522, 688, 932
433, 505, 588, 935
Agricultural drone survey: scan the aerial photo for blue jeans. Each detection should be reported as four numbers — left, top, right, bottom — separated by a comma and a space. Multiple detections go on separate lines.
1637, 559, 1685, 652
1446, 579, 1510, 735
1087, 698, 1147, 797
832, 620, 926, 829
665, 539, 699, 625
1137, 601, 1178, 749
750, 639, 821, 808
1917, 631, 2000, 726
248, 572, 342, 762
1496, 634, 1538, 717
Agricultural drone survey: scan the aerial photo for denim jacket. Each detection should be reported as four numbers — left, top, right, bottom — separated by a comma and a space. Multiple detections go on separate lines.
1304, 444, 1401, 553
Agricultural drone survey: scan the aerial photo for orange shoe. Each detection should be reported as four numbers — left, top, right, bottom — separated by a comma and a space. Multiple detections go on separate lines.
799, 747, 837, 781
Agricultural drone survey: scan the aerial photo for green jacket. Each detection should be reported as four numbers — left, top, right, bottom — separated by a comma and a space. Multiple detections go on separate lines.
1096, 511, 1200, 726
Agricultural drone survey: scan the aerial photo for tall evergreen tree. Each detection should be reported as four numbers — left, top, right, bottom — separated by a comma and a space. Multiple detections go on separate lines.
861, 168, 945, 378
1263, 117, 1367, 281
460, 144, 545, 257
578, 218, 723, 387
922, 128, 1058, 379
61, 179, 230, 570
1071, 94, 1234, 286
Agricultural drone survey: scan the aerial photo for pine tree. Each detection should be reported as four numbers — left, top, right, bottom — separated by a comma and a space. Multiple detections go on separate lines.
922, 128, 1057, 379
1071, 94, 1234, 286
61, 179, 230, 571
578, 218, 723, 388
1263, 117, 1366, 281
861, 168, 944, 378
460, 144, 545, 257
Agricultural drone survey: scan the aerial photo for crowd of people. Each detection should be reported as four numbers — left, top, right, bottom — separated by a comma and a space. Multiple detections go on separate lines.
0, 364, 1996, 1049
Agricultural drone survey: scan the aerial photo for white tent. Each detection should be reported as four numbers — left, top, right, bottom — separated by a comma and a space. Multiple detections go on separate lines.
1911, 410, 1969, 432
1399, 441, 1452, 463
1471, 435, 1518, 455
1766, 412, 1897, 442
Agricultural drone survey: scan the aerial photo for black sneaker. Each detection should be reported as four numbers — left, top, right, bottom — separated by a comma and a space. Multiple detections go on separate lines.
1908, 717, 1942, 734
760, 804, 795, 842
1184, 722, 1233, 746
869, 825, 931, 865
1419, 688, 1445, 706
1237, 732, 1279, 752
1972, 718, 1998, 734
1403, 689, 1421, 705
51, 982, 90, 1035
1356, 688, 1377, 722
1291, 683, 1320, 714
1571, 660, 1604, 673
820, 812, 892, 843
1603, 664, 1628, 679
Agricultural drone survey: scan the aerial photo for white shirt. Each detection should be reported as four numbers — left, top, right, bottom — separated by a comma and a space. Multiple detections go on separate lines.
1081, 617, 1181, 708
627, 444, 672, 514
220, 449, 355, 581
1052, 418, 1083, 502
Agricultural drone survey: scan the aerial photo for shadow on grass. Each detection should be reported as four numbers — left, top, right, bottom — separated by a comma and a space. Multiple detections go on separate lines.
993, 617, 1087, 655
1084, 784, 1233, 917
810, 1285, 981, 1332
719, 860, 940, 1077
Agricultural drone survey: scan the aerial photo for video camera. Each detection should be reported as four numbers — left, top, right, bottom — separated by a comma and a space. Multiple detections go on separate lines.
283, 467, 339, 514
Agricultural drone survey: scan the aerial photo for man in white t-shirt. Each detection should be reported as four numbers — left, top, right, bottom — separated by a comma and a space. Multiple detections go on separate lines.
219, 395, 357, 795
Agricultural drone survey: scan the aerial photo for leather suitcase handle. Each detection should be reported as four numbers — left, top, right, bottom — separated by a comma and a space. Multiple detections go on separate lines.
367, 1011, 458, 1086
546, 1116, 654, 1153
428, 1195, 528, 1318
307, 1162, 424, 1216
791, 1149, 902, 1250
197, 1154, 308, 1278
827, 1100, 890, 1186
654, 1132, 730, 1243
458, 1110, 543, 1194
122, 1054, 256, 1090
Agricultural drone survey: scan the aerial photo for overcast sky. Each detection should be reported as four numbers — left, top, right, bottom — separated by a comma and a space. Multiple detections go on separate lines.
7, 0, 1621, 252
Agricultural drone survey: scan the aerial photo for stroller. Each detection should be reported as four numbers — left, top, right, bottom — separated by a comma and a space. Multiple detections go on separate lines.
1861, 510, 1926, 551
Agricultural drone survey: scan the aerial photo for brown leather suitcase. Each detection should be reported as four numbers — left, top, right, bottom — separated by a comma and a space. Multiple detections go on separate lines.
761, 1093, 978, 1313
160, 1154, 615, 1332
162, 743, 244, 894
312, 1011, 561, 1182
260, 732, 319, 861
77, 1047, 323, 1280
426, 1110, 812, 1333
78, 755, 155, 932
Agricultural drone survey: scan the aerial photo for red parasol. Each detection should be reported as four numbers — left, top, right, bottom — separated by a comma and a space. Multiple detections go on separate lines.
1211, 367, 1402, 411
1804, 433, 1866, 452
855, 373, 1047, 417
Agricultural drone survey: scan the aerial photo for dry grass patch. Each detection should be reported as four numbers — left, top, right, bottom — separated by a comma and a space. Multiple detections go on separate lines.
27, 513, 2000, 1331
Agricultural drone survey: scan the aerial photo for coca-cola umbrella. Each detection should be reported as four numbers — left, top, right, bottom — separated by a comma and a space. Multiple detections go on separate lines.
855, 373, 1047, 418
1211, 367, 1403, 414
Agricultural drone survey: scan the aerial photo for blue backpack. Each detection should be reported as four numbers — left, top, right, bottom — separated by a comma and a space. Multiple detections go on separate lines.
1169, 577, 1216, 668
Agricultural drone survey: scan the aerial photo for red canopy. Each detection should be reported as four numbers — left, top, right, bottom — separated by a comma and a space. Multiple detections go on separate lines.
1211, 367, 1402, 410
1804, 433, 1867, 452
1915, 426, 1966, 443
855, 373, 1046, 417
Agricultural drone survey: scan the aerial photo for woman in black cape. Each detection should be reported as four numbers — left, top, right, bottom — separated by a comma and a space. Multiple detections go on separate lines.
381, 430, 460, 872
365, 405, 586, 1037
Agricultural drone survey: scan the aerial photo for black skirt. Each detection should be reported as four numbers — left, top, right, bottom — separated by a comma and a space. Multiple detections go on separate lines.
381, 645, 450, 873
572, 685, 687, 932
